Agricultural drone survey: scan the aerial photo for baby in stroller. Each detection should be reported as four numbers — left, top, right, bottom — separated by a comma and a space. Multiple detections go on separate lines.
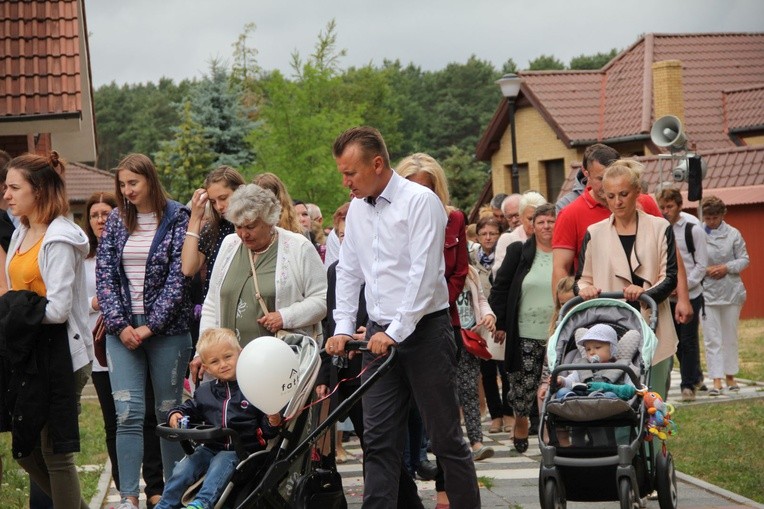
156, 328, 282, 509
555, 324, 636, 401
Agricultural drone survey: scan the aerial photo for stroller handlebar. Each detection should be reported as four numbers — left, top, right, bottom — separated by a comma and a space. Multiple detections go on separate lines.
345, 340, 369, 352
155, 423, 248, 460
558, 291, 658, 330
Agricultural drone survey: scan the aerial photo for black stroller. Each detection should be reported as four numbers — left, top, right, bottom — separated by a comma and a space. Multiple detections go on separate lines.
158, 335, 396, 509
538, 293, 678, 509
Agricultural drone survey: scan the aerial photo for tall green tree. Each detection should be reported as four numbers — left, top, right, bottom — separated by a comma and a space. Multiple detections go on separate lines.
421, 56, 501, 161
441, 145, 491, 213
185, 61, 256, 168
527, 54, 565, 70
154, 101, 215, 203
250, 20, 394, 216
569, 49, 619, 70
381, 56, 501, 164
501, 58, 518, 75
94, 78, 192, 170
379, 60, 429, 161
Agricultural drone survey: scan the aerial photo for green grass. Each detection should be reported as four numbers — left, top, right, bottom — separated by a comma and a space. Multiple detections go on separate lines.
0, 399, 106, 508
731, 318, 764, 381
670, 399, 764, 502
669, 317, 764, 503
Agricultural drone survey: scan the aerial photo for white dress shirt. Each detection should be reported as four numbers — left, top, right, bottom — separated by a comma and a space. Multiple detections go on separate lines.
334, 171, 448, 342
323, 228, 340, 270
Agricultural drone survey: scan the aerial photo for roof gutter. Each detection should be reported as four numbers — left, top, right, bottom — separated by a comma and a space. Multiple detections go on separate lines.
569, 133, 651, 147
0, 112, 81, 123
729, 124, 764, 134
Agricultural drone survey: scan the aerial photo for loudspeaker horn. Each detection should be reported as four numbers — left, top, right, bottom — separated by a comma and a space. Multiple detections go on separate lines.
650, 115, 687, 150
672, 155, 707, 182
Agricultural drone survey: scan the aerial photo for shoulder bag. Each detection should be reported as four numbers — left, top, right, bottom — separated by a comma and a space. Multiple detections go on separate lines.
248, 248, 318, 341
461, 327, 492, 360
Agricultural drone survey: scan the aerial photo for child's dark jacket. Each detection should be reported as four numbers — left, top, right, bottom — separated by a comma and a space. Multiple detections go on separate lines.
168, 379, 276, 453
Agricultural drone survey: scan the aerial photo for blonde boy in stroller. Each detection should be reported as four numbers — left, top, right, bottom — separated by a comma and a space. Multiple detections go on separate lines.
157, 329, 281, 509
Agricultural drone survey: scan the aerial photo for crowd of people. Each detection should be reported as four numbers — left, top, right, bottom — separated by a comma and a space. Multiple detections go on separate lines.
0, 129, 750, 509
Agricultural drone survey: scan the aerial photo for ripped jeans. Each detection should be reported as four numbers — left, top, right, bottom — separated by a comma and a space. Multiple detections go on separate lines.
106, 314, 193, 498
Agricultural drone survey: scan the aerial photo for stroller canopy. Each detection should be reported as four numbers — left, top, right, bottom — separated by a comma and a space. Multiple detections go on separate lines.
547, 298, 658, 372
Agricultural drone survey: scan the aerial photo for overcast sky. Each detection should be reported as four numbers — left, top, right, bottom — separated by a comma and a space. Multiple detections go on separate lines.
85, 0, 764, 87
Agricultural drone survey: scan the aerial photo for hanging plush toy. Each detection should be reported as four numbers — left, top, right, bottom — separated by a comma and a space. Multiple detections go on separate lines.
641, 391, 677, 441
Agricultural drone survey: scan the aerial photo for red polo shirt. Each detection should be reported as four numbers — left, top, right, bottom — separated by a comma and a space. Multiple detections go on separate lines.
552, 187, 662, 270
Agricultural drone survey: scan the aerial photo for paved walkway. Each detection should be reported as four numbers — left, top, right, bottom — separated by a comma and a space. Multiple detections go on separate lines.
93, 370, 764, 509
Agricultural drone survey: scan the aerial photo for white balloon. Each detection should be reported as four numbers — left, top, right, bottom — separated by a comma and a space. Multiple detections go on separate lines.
237, 336, 300, 414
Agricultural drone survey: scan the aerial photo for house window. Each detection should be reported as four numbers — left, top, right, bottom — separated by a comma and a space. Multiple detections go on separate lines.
504, 163, 529, 194
544, 159, 566, 202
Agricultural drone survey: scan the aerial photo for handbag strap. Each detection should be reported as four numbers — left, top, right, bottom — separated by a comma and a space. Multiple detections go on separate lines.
247, 242, 320, 342
248, 250, 271, 316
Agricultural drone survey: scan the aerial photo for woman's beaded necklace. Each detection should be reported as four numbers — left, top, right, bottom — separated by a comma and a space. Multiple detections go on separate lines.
251, 230, 277, 255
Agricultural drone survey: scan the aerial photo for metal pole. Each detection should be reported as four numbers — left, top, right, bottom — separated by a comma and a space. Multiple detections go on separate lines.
509, 97, 519, 193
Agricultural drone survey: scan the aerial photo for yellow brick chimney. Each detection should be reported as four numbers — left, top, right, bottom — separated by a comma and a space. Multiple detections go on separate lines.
652, 60, 685, 124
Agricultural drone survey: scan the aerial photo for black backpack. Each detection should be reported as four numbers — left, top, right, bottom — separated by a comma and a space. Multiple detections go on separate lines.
685, 222, 696, 264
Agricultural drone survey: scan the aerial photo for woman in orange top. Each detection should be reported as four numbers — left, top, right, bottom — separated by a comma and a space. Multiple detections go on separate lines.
3, 152, 92, 509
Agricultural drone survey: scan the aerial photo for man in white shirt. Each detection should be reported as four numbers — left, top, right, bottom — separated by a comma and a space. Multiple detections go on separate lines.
656, 187, 708, 401
325, 127, 480, 509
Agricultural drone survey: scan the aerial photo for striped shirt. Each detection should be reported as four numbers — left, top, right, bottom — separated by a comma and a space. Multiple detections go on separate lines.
122, 212, 158, 314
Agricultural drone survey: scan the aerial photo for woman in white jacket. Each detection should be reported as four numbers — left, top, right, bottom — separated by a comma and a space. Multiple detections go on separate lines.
192, 184, 327, 380
3, 152, 92, 509
700, 195, 750, 395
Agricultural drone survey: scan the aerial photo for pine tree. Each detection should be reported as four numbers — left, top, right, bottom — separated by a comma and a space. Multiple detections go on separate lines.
187, 61, 256, 169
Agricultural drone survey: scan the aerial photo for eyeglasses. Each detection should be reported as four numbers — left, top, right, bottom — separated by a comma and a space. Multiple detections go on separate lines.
504, 213, 520, 220
89, 212, 110, 220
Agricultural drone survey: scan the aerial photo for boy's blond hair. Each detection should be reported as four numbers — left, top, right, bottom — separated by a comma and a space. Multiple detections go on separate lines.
197, 328, 241, 362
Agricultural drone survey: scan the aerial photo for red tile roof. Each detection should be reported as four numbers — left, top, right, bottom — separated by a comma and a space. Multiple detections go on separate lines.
558, 145, 764, 206
724, 85, 764, 133
1, 0, 83, 118
477, 33, 764, 160
66, 161, 114, 203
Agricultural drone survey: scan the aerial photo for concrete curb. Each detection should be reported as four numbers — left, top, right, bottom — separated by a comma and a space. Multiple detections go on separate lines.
90, 459, 112, 509
676, 470, 764, 509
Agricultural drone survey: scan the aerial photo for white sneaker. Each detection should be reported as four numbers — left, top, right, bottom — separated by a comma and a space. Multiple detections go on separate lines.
115, 501, 139, 509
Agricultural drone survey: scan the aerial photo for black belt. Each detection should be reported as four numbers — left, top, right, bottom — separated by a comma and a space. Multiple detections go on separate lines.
371, 308, 448, 330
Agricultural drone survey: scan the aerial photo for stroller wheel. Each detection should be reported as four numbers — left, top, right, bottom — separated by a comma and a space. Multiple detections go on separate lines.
655, 451, 678, 509
541, 478, 566, 509
618, 478, 640, 509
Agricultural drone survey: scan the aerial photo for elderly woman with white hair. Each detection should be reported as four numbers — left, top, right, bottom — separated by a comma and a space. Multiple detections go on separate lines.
193, 184, 327, 378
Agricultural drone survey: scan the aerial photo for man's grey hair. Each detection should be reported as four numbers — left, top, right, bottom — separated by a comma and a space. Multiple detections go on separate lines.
519, 191, 547, 216
227, 183, 282, 227
501, 193, 522, 213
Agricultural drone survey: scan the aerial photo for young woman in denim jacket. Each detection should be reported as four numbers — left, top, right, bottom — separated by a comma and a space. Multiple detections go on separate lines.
96, 154, 193, 509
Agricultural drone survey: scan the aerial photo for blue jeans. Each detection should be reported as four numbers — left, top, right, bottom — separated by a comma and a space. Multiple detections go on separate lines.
107, 314, 192, 498
155, 447, 238, 509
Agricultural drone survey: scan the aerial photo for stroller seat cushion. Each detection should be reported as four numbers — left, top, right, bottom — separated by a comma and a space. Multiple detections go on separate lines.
546, 396, 635, 421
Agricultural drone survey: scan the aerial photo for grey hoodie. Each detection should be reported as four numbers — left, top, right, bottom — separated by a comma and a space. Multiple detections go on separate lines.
6, 216, 94, 371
